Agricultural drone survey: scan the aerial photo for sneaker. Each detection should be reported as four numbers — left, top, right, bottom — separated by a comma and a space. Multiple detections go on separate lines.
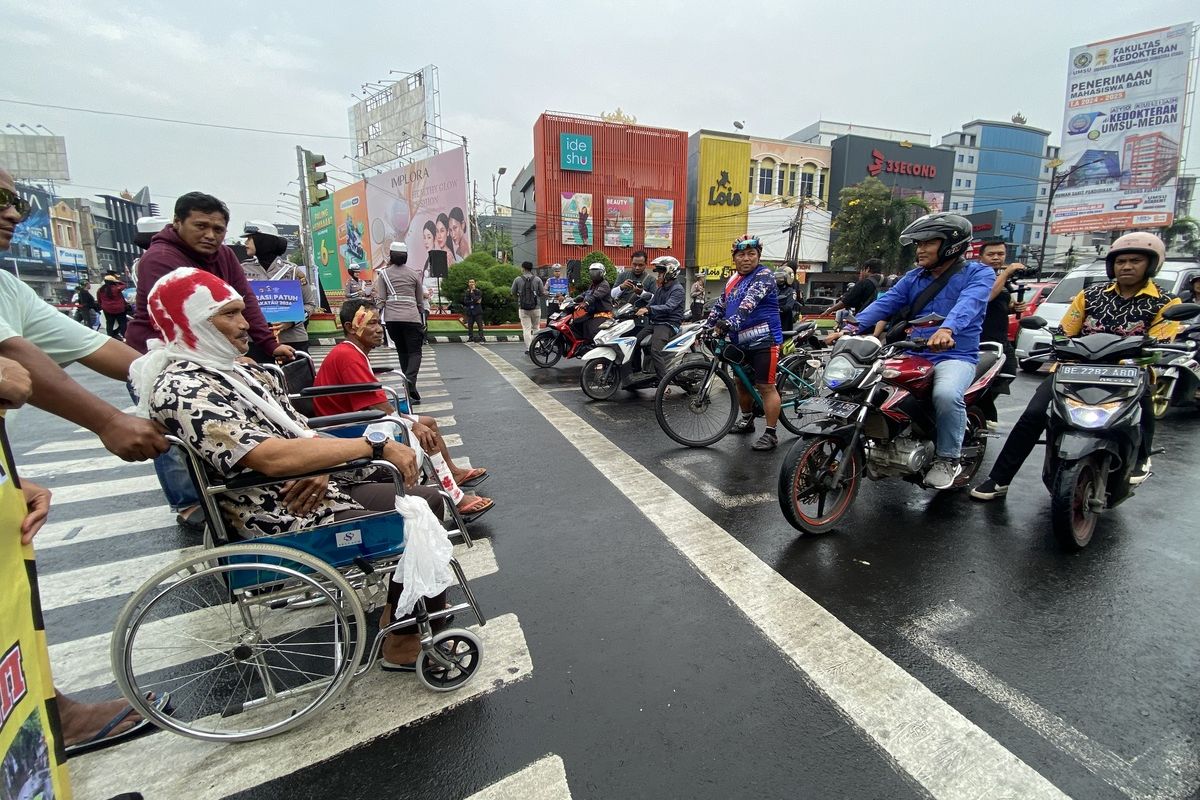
751, 430, 778, 451
986, 420, 999, 431
924, 458, 962, 490
970, 478, 1009, 500
730, 415, 755, 434
1129, 458, 1151, 485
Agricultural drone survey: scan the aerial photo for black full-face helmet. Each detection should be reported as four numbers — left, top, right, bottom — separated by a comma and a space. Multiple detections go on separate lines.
899, 213, 973, 266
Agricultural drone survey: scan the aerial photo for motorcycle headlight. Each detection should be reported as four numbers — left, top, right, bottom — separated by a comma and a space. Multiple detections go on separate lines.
823, 355, 863, 389
1065, 398, 1122, 429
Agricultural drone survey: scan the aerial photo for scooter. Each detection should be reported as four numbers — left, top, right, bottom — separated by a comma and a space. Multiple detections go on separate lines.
1147, 305, 1200, 418
529, 299, 595, 367
777, 314, 1006, 535
1015, 303, 1199, 549
580, 294, 703, 400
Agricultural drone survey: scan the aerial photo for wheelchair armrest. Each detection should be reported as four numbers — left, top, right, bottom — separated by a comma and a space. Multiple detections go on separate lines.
373, 366, 395, 375
220, 457, 375, 491
298, 382, 384, 397
305, 410, 387, 428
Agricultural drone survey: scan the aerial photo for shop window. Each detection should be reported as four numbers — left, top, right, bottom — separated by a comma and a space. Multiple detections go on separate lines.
758, 166, 774, 195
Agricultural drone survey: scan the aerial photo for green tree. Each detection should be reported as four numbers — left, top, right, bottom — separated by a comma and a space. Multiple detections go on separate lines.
829, 177, 930, 270
440, 254, 519, 324
1160, 216, 1199, 255
477, 225, 513, 264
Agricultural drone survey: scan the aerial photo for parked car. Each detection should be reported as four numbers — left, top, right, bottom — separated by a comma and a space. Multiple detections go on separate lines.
1006, 281, 1057, 342
798, 296, 836, 317
1015, 258, 1200, 371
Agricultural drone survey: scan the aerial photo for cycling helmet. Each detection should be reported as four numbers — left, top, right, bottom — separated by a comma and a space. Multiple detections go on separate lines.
1105, 232, 1165, 279
732, 234, 762, 253
651, 256, 680, 281
899, 213, 973, 265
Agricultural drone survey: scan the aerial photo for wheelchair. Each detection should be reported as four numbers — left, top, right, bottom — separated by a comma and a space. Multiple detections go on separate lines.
108, 387, 487, 743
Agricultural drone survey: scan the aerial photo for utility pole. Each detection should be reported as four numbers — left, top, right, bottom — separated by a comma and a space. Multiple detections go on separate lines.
295, 145, 312, 272
1036, 157, 1104, 277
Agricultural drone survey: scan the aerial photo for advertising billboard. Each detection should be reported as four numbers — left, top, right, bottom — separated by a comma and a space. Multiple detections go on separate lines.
689, 133, 752, 278
604, 196, 634, 246
1052, 23, 1193, 233
333, 182, 371, 286
0, 133, 69, 182
826, 135, 954, 219
0, 184, 58, 280
561, 192, 593, 246
308, 195, 340, 294
560, 133, 593, 172
644, 198, 675, 248
348, 66, 437, 172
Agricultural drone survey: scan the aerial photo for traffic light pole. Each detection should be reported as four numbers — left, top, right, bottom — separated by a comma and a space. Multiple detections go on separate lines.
295, 145, 313, 272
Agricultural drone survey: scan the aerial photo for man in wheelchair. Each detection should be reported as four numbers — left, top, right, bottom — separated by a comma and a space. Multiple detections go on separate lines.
131, 268, 449, 670
313, 298, 494, 518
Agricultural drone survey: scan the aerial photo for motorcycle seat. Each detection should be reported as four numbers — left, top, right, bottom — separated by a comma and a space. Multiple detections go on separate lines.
974, 350, 1000, 381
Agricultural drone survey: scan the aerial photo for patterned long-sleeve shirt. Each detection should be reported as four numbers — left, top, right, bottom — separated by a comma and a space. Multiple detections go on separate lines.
706, 266, 782, 346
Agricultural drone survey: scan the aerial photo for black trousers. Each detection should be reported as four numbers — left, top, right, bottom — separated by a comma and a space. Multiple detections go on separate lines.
465, 310, 484, 339
385, 321, 425, 388
104, 311, 127, 339
570, 315, 604, 343
988, 376, 1154, 485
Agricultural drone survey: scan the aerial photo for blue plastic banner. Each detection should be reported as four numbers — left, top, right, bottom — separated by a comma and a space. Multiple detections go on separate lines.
547, 277, 569, 297
249, 279, 306, 323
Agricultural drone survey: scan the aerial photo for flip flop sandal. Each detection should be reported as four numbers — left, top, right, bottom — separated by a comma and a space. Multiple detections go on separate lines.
456, 496, 495, 522
456, 468, 489, 488
65, 692, 171, 758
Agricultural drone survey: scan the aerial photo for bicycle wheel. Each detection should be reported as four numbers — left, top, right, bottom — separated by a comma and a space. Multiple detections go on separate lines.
111, 543, 365, 742
655, 360, 738, 447
777, 355, 822, 436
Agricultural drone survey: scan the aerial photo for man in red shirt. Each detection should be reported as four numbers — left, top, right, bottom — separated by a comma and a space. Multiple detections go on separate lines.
315, 299, 493, 514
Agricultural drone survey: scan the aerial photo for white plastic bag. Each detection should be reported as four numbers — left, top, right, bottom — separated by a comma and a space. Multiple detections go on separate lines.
392, 493, 454, 618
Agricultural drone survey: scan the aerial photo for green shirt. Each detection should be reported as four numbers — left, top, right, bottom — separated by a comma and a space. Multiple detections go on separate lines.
0, 271, 108, 365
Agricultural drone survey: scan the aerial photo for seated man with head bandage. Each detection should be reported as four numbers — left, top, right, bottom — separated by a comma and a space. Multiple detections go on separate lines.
131, 268, 449, 670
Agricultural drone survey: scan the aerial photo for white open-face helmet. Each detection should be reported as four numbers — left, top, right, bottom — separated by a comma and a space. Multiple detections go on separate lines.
242, 220, 279, 237
587, 261, 606, 278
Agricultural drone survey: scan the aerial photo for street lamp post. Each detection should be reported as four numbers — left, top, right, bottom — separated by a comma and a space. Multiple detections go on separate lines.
1037, 157, 1105, 276
491, 167, 507, 260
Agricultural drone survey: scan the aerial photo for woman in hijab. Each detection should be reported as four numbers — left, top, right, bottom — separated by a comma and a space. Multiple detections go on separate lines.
132, 267, 453, 669
240, 222, 317, 353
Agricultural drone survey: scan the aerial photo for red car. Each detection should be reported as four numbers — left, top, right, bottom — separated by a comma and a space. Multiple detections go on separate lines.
1007, 281, 1056, 342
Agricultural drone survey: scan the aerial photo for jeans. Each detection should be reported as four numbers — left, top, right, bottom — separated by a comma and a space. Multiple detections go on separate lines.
126, 383, 199, 512
987, 376, 1155, 486
518, 308, 541, 344
931, 359, 977, 460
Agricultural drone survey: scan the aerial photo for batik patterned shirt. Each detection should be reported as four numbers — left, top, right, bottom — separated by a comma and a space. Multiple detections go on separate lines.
150, 360, 361, 538
1060, 281, 1180, 340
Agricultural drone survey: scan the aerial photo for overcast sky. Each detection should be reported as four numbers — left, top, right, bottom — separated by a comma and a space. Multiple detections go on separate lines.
2, 0, 1196, 228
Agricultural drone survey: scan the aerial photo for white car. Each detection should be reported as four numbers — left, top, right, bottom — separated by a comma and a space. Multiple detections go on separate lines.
1015, 258, 1200, 372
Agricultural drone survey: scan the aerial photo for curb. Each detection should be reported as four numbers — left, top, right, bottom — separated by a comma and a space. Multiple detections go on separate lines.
312, 335, 528, 347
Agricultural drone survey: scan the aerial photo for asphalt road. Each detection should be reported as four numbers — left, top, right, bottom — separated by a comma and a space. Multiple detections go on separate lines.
12, 341, 1198, 800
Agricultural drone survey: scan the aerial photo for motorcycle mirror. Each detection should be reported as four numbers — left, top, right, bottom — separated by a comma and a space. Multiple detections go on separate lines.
1162, 302, 1200, 321
1019, 315, 1047, 330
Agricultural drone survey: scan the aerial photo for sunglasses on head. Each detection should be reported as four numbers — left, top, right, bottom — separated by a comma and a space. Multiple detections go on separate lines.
0, 188, 32, 221
733, 238, 761, 252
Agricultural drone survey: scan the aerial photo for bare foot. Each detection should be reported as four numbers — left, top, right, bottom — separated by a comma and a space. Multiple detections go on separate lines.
57, 692, 144, 747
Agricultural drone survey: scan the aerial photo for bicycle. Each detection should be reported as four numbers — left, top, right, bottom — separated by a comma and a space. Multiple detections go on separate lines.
653, 329, 823, 448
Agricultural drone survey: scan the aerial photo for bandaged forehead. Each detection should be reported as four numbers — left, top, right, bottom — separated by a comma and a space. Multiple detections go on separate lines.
350, 305, 377, 336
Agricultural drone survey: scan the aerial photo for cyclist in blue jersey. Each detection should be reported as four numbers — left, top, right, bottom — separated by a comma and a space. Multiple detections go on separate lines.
705, 235, 784, 450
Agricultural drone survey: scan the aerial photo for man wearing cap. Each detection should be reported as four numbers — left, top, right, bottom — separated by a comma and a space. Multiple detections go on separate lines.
374, 241, 426, 403
125, 192, 293, 362
240, 221, 317, 353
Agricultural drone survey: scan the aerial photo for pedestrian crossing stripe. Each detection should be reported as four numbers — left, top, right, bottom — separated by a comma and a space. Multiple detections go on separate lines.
467, 754, 573, 799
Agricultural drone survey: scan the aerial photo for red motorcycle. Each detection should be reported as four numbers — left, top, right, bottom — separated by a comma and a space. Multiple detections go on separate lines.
778, 316, 1006, 535
529, 299, 597, 367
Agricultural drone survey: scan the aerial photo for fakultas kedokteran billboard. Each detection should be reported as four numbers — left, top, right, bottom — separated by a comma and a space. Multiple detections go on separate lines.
1051, 23, 1194, 234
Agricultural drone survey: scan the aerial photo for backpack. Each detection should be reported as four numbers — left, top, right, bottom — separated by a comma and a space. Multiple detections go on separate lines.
518, 275, 539, 310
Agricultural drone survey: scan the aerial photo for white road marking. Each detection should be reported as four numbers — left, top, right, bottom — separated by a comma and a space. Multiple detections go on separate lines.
467, 754, 572, 800
433, 415, 456, 428
22, 436, 104, 455
36, 504, 177, 549
663, 454, 774, 508
50, 538, 498, 694
18, 454, 150, 479
904, 604, 1200, 800
416, 401, 454, 414
39, 546, 205, 610
442, 433, 463, 448
471, 344, 1068, 800
40, 474, 161, 505
69, 613, 532, 800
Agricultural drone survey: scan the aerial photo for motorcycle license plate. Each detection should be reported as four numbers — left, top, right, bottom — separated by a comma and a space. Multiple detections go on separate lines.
1055, 364, 1141, 386
796, 396, 858, 418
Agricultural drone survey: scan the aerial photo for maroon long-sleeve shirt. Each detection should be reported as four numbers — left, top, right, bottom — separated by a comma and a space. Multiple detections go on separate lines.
125, 226, 281, 355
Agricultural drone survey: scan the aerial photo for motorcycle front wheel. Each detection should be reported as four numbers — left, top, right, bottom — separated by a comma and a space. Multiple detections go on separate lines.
1150, 378, 1172, 419
529, 331, 561, 368
580, 357, 621, 400
1050, 455, 1101, 549
778, 435, 862, 535
654, 361, 737, 447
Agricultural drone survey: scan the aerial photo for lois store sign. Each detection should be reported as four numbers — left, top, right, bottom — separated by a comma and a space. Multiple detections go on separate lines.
560, 133, 593, 172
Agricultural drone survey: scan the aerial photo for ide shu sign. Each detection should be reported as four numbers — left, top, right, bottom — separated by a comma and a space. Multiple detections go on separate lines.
560, 133, 593, 172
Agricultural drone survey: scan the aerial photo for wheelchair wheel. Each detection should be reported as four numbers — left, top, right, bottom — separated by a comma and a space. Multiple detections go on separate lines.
416, 628, 483, 693
111, 543, 366, 742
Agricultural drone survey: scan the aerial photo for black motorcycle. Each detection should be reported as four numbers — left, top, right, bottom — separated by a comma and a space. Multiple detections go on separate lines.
1018, 302, 1199, 548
